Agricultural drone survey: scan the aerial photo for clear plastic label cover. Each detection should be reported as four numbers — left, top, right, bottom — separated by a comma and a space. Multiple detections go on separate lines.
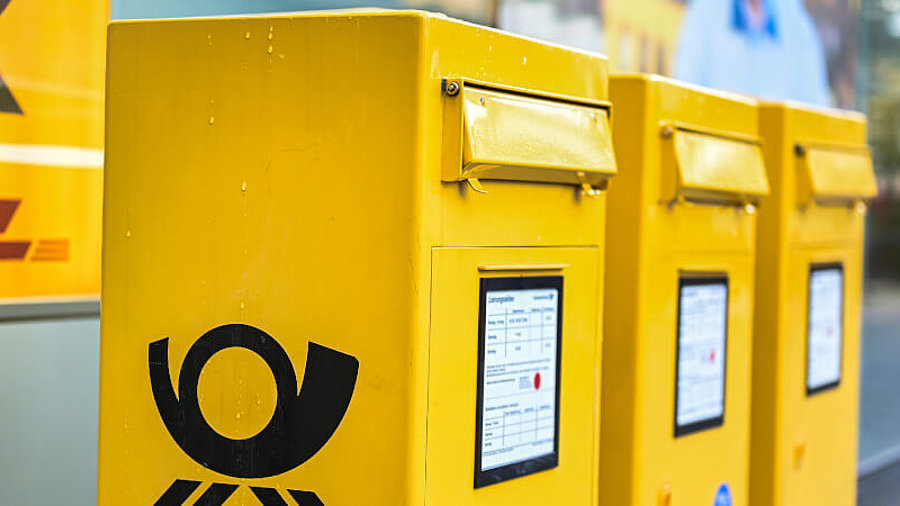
807, 266, 843, 392
676, 279, 728, 434
480, 286, 558, 470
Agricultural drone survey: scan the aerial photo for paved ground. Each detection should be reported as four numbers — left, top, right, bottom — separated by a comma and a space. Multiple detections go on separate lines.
857, 283, 900, 504
860, 284, 900, 465
859, 458, 900, 506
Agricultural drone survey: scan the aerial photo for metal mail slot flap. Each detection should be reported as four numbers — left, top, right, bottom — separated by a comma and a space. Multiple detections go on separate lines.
443, 82, 616, 191
799, 144, 877, 204
667, 126, 769, 204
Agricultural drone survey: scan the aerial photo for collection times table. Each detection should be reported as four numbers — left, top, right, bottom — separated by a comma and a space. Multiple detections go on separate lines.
479, 283, 560, 474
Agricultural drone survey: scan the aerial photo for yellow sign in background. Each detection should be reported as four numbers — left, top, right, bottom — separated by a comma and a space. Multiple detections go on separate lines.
0, 0, 106, 300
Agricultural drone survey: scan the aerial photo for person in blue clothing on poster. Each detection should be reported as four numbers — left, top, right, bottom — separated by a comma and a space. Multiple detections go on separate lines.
675, 0, 831, 106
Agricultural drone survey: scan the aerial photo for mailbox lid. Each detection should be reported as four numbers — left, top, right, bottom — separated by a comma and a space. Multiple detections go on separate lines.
799, 144, 877, 203
759, 101, 875, 206
671, 125, 769, 203
609, 75, 767, 206
443, 81, 616, 189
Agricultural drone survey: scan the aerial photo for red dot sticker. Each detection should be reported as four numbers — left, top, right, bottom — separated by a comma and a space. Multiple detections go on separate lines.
534, 372, 541, 390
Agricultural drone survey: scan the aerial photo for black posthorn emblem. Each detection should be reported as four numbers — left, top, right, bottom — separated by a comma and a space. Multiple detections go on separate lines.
149, 323, 358, 505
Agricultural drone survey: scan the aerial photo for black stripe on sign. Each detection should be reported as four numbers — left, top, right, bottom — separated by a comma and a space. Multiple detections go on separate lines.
250, 487, 289, 505
153, 479, 201, 506
0, 72, 22, 115
0, 2, 22, 115
287, 489, 325, 506
193, 483, 239, 506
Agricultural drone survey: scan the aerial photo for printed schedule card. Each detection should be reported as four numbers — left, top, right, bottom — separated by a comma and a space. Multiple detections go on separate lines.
675, 278, 728, 435
476, 276, 562, 486
807, 265, 844, 393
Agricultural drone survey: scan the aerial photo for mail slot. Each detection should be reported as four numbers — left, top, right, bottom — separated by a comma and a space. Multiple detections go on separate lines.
662, 125, 769, 205
600, 75, 766, 506
749, 103, 875, 506
98, 11, 614, 506
796, 142, 876, 206
442, 82, 616, 191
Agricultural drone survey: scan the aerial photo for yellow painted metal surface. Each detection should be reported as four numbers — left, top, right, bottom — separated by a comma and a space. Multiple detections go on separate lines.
670, 127, 769, 204
100, 11, 611, 505
450, 84, 615, 187
798, 144, 877, 204
750, 103, 871, 506
0, 0, 106, 300
427, 247, 601, 506
601, 74, 765, 506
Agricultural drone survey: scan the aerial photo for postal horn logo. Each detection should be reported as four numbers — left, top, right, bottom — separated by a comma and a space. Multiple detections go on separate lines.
149, 323, 359, 505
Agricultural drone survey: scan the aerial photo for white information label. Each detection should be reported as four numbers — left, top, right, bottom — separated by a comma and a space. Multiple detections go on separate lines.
807, 267, 843, 392
676, 280, 728, 431
479, 287, 559, 472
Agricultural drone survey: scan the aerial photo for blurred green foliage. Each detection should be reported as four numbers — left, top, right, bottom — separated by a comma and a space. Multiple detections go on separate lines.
862, 0, 900, 280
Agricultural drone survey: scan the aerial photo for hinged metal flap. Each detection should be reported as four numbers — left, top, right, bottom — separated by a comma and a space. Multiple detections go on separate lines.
798, 143, 877, 203
669, 125, 769, 204
443, 83, 616, 189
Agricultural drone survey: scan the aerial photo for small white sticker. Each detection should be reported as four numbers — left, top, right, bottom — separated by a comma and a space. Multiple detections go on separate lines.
480, 286, 558, 471
676, 279, 728, 432
807, 267, 843, 392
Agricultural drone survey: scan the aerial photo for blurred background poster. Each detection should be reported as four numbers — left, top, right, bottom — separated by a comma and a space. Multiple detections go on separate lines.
498, 0, 858, 109
111, 0, 861, 111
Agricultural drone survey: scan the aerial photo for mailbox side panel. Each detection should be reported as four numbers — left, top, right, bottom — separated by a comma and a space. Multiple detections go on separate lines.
751, 105, 791, 506
600, 75, 649, 506
100, 14, 428, 505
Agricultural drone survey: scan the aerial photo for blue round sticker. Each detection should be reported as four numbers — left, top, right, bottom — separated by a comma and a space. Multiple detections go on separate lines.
714, 483, 732, 506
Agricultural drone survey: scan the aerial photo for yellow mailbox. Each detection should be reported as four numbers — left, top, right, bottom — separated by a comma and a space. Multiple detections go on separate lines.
99, 11, 617, 506
600, 75, 768, 506
750, 103, 876, 506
